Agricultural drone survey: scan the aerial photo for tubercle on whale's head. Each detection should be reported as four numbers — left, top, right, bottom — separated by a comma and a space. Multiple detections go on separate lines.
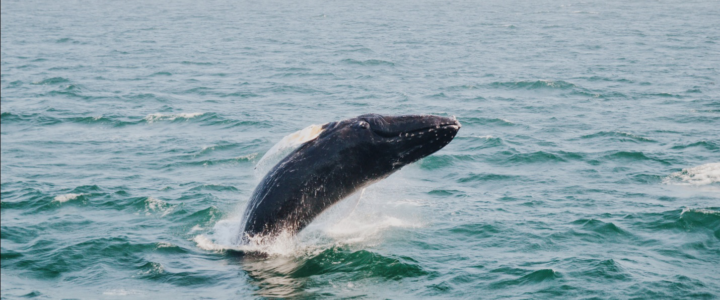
310, 114, 461, 176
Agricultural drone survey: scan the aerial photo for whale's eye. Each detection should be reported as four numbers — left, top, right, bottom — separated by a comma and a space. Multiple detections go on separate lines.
357, 121, 370, 129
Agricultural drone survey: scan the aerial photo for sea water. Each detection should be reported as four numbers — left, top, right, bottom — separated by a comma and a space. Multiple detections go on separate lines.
2, 0, 719, 298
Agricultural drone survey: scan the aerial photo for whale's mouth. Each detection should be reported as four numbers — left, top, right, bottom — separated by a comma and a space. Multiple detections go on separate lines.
380, 124, 460, 138
369, 116, 461, 139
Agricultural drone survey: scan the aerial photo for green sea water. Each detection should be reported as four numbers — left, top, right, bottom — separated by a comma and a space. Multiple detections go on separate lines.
1, 0, 719, 299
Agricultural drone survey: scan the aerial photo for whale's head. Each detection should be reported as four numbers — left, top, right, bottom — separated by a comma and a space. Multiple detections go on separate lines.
311, 114, 461, 179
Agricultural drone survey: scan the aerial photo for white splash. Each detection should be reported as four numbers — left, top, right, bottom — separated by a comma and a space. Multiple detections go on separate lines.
194, 234, 235, 251
144, 112, 203, 123
254, 124, 325, 177
53, 193, 84, 203
194, 179, 424, 257
188, 225, 203, 233
681, 207, 720, 216
664, 163, 720, 186
144, 197, 173, 217
470, 134, 495, 139
102, 289, 142, 296
156, 242, 174, 249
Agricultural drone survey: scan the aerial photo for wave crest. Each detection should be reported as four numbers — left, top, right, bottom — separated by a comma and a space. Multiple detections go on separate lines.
144, 112, 204, 123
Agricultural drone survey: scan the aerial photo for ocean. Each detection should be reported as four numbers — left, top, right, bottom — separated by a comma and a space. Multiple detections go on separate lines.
1, 0, 719, 298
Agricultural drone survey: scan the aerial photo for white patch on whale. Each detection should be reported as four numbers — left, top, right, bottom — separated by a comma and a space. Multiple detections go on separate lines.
254, 124, 325, 177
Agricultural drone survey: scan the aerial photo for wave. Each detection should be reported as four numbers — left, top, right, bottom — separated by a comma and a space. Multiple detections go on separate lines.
508, 151, 568, 164
484, 79, 633, 100
570, 90, 628, 99
663, 163, 720, 186
670, 141, 719, 151
270, 72, 337, 79
1, 112, 62, 126
580, 131, 655, 143
682, 207, 720, 216
161, 154, 257, 169
180, 61, 215, 66
601, 151, 672, 165
66, 115, 137, 127
580, 259, 630, 281
2, 234, 191, 284
142, 197, 173, 217
102, 289, 142, 296
418, 155, 461, 170
55, 37, 82, 44
238, 247, 427, 298
2, 111, 262, 130
340, 58, 395, 67
647, 92, 683, 99
458, 173, 522, 183
144, 112, 268, 128
219, 91, 260, 98
195, 180, 423, 258
53, 193, 85, 203
31, 77, 69, 85
487, 267, 561, 291
488, 80, 578, 90
582, 76, 633, 83
2, 185, 102, 212
188, 184, 240, 192
461, 117, 518, 127
487, 150, 584, 165
144, 112, 204, 123
571, 219, 632, 237
149, 71, 172, 77
634, 208, 719, 240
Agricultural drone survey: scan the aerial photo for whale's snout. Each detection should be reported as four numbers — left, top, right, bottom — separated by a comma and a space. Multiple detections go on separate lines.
359, 114, 460, 138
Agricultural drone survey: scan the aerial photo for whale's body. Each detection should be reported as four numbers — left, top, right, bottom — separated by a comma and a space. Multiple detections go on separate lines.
238, 114, 460, 244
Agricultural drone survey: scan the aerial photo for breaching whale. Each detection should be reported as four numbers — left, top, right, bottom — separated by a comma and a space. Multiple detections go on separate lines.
238, 114, 461, 244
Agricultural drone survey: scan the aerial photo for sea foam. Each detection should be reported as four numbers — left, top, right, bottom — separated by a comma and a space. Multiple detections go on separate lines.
664, 163, 720, 186
143, 112, 203, 123
53, 193, 83, 203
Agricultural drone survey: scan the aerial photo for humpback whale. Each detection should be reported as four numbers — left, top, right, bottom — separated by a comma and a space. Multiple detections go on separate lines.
238, 114, 461, 244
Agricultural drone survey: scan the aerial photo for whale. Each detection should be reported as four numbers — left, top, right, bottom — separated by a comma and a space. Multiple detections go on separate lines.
238, 114, 461, 244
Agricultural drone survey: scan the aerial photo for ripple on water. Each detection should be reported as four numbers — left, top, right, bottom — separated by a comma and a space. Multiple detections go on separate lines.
601, 151, 673, 165
31, 77, 70, 85
579, 131, 656, 143
579, 259, 630, 281
339, 58, 395, 67
670, 141, 719, 151
487, 80, 578, 90
488, 268, 561, 291
636, 208, 720, 237
292, 248, 428, 280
